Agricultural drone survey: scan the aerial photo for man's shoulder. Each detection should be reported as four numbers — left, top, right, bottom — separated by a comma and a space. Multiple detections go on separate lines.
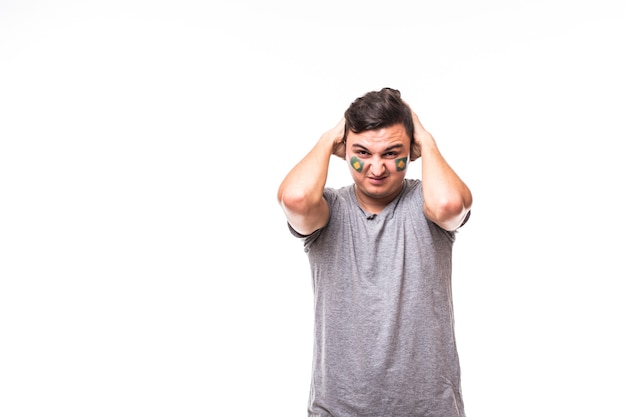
323, 184, 353, 201
404, 178, 421, 189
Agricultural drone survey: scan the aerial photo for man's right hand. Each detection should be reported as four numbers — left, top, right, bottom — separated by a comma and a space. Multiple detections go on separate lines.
327, 118, 346, 160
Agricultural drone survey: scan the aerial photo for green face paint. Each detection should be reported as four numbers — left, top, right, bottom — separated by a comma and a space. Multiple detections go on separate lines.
350, 156, 364, 173
395, 157, 408, 172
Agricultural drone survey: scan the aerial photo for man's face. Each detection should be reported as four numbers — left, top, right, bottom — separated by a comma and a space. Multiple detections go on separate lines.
345, 123, 411, 204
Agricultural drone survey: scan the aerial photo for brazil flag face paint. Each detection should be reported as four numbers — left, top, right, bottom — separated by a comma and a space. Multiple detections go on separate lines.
350, 156, 364, 173
395, 157, 408, 172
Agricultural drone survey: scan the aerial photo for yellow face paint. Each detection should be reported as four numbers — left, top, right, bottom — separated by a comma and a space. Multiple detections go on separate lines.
350, 156, 364, 173
395, 157, 407, 172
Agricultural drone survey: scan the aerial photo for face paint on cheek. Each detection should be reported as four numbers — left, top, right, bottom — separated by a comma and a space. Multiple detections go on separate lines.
395, 157, 408, 172
350, 156, 364, 173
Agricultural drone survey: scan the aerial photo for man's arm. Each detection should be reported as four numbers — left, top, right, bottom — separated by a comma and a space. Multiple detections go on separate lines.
277, 119, 346, 236
412, 111, 473, 231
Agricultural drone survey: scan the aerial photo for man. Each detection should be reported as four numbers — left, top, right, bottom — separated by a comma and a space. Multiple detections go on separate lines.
277, 88, 473, 417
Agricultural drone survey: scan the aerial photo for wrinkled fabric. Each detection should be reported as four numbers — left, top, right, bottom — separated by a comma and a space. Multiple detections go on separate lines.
290, 179, 467, 417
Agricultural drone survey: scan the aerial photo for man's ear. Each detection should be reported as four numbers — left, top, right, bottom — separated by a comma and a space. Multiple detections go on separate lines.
410, 141, 421, 161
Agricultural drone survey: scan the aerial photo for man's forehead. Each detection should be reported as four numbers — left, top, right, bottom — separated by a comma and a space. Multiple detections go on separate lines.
347, 125, 410, 149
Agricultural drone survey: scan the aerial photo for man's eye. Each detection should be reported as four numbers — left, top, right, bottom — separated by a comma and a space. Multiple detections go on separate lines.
356, 150, 369, 156
385, 152, 399, 158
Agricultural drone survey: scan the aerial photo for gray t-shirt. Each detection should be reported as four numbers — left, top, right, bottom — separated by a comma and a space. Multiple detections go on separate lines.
290, 179, 467, 417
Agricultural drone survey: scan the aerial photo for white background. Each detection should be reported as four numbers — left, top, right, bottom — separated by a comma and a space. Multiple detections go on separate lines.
1, 0, 625, 416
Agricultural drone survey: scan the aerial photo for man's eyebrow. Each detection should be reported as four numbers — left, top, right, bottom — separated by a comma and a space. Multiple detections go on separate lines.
351, 143, 368, 150
383, 144, 404, 152
351, 143, 404, 152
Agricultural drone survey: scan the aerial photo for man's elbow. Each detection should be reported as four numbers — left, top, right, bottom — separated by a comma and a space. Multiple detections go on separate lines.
426, 195, 472, 231
278, 187, 310, 214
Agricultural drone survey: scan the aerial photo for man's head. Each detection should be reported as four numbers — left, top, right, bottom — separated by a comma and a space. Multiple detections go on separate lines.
343, 88, 418, 160
342, 88, 417, 207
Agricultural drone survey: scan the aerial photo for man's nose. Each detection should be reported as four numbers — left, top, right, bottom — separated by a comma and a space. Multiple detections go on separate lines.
369, 158, 387, 177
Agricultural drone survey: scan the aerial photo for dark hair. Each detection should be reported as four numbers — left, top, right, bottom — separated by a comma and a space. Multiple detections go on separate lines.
343, 87, 414, 146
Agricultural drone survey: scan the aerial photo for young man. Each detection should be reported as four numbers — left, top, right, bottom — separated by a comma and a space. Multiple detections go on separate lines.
277, 88, 473, 417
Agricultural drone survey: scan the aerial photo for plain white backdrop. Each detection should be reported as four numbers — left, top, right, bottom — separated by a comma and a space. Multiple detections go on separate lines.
1, 0, 625, 416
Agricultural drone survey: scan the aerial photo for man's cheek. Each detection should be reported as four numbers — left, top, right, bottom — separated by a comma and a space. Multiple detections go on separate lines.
395, 157, 408, 172
350, 156, 364, 173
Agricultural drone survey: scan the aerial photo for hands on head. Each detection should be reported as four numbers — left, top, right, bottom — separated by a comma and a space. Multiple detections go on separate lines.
329, 104, 428, 162
407, 102, 430, 161
329, 118, 347, 160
